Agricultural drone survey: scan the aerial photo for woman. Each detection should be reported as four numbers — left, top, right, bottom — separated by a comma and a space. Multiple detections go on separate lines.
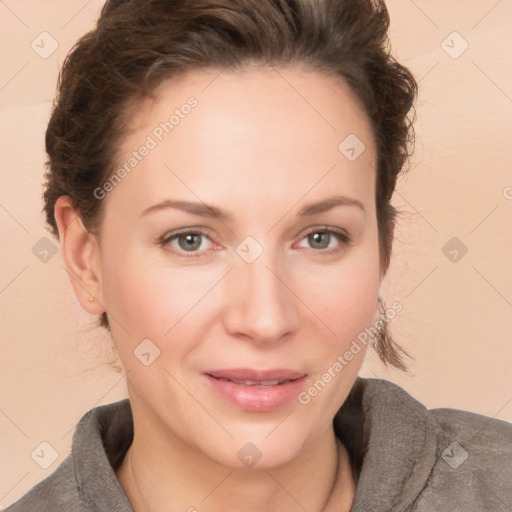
5, 0, 511, 511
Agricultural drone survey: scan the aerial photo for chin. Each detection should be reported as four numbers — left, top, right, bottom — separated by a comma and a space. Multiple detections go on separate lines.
200, 428, 311, 471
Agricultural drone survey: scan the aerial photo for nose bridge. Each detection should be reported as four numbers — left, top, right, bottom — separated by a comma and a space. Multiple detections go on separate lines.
225, 242, 298, 343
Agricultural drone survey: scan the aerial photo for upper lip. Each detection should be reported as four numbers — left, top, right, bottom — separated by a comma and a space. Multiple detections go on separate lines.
204, 368, 307, 381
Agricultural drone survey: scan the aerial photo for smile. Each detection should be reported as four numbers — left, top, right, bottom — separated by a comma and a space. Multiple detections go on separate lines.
203, 372, 308, 412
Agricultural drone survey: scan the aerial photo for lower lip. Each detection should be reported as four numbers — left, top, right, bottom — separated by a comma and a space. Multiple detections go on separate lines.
203, 374, 307, 412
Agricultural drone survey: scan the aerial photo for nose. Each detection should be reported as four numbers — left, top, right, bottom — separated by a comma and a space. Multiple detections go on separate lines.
223, 252, 300, 347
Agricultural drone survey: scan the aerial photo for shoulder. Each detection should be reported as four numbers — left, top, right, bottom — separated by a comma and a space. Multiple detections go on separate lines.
2, 455, 83, 512
358, 377, 512, 444
418, 406, 512, 511
430, 404, 512, 449
3, 399, 133, 512
359, 378, 512, 511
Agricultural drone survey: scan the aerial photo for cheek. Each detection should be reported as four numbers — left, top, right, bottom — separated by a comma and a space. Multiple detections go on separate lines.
301, 276, 379, 380
101, 245, 186, 328
301, 247, 381, 344
294, 256, 380, 418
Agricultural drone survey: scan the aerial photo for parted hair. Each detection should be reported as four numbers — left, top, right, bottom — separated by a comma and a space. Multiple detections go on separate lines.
43, 0, 416, 370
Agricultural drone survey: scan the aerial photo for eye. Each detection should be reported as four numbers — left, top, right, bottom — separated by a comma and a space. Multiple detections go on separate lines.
158, 229, 214, 257
158, 226, 352, 258
296, 227, 351, 255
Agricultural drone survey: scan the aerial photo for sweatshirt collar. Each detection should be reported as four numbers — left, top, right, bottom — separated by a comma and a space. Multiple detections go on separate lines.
334, 377, 437, 511
73, 398, 134, 511
72, 377, 437, 511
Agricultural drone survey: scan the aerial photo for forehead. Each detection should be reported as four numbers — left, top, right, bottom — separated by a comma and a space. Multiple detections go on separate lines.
109, 66, 377, 221
133, 65, 374, 151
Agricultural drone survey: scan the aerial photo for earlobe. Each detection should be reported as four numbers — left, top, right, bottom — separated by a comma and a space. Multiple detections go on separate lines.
54, 196, 104, 315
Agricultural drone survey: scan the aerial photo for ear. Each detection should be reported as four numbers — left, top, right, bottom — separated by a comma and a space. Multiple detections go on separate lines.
54, 196, 105, 315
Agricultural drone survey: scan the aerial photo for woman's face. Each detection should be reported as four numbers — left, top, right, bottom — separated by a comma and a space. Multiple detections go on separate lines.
96, 66, 381, 468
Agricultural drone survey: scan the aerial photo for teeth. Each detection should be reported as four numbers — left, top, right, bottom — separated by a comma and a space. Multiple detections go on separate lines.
219, 378, 284, 386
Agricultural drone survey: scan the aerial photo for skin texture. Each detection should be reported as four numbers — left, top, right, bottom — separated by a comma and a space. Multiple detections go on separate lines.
55, 66, 382, 512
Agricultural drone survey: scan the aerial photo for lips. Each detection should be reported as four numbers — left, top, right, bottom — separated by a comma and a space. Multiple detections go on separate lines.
202, 368, 308, 411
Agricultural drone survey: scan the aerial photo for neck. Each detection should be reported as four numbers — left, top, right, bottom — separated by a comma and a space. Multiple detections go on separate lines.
116, 400, 355, 512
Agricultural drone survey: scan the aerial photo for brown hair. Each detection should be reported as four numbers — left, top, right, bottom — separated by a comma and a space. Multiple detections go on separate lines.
43, 0, 416, 370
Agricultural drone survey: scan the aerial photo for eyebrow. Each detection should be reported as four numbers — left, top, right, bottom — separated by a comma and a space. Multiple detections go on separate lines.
140, 194, 366, 221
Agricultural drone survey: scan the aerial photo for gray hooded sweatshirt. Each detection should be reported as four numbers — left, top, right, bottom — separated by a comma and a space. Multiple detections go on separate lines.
4, 378, 512, 511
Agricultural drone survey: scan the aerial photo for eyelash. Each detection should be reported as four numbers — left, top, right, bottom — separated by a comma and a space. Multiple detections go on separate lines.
158, 227, 352, 259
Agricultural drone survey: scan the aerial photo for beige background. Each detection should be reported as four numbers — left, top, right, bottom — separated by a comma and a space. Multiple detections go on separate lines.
1, 0, 511, 507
